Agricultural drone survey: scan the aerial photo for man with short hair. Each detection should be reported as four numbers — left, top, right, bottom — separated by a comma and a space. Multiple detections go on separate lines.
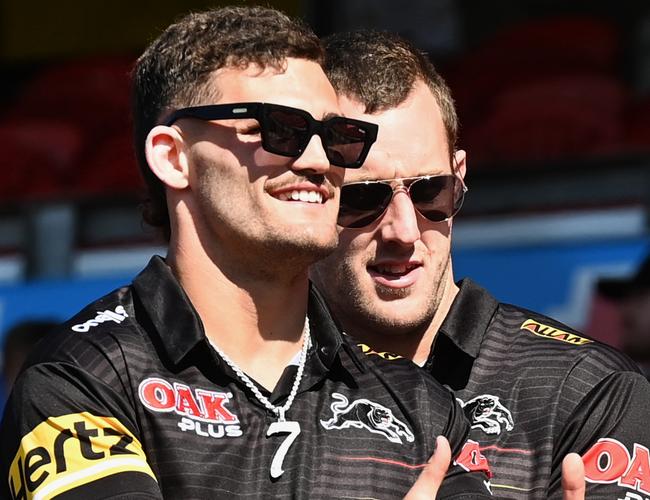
311, 29, 650, 498
0, 8, 492, 499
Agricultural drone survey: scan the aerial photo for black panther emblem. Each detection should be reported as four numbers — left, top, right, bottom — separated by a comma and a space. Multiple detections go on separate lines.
459, 395, 514, 436
320, 393, 414, 444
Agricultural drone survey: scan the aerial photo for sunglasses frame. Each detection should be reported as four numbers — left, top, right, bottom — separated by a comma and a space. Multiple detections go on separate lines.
338, 174, 468, 228
164, 102, 378, 168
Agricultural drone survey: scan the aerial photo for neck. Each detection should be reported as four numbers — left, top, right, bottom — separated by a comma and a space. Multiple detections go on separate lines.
167, 232, 311, 391
342, 280, 459, 367
411, 281, 458, 365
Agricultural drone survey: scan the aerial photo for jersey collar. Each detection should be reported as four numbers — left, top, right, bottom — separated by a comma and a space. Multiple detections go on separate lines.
132, 256, 347, 372
426, 279, 498, 389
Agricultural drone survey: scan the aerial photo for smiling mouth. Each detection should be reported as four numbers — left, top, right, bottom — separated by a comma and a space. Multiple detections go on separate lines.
369, 262, 421, 278
275, 189, 324, 204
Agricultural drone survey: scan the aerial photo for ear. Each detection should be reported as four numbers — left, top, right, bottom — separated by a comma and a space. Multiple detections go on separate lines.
145, 125, 190, 190
453, 149, 467, 180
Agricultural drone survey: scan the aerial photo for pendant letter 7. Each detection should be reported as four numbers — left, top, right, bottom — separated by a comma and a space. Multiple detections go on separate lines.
267, 420, 301, 478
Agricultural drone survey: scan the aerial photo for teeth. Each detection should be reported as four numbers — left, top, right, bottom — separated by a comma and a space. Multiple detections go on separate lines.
277, 190, 323, 204
376, 263, 415, 274
299, 191, 310, 202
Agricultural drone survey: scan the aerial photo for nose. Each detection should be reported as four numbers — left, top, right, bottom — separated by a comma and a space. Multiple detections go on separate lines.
378, 190, 421, 246
289, 134, 331, 175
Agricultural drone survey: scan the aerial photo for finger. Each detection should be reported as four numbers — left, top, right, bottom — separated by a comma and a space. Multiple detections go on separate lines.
562, 453, 586, 500
404, 436, 452, 500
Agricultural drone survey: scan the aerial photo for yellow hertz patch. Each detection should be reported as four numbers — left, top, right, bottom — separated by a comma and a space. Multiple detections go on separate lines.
520, 319, 592, 346
358, 343, 403, 360
8, 412, 155, 500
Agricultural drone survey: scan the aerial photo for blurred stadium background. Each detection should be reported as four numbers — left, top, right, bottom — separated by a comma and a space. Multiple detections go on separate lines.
1, 0, 649, 379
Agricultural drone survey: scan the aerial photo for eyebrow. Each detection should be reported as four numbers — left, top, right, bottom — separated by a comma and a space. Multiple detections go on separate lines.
321, 111, 343, 120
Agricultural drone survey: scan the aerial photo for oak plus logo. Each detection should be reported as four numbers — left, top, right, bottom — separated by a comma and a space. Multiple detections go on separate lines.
320, 392, 414, 444
71, 305, 129, 332
8, 413, 154, 500
138, 377, 243, 439
584, 438, 650, 498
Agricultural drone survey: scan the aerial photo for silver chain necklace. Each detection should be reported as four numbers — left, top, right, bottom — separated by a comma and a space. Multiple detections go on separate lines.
208, 316, 311, 479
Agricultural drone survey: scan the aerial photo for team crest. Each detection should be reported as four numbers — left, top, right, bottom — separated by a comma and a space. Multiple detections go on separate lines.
459, 395, 514, 436
320, 393, 414, 444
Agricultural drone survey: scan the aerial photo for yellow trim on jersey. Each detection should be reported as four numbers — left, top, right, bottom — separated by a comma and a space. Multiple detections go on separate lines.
520, 319, 592, 346
357, 343, 403, 360
8, 412, 156, 499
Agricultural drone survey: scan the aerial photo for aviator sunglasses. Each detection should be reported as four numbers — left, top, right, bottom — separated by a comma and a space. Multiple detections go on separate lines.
338, 174, 467, 228
164, 102, 378, 168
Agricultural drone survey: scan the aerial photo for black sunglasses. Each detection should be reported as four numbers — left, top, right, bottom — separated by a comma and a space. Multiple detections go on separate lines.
164, 102, 378, 168
338, 174, 467, 228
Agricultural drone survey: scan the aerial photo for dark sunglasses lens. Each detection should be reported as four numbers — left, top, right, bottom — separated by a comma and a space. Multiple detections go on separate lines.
409, 176, 457, 222
323, 120, 370, 167
338, 183, 393, 228
264, 109, 310, 156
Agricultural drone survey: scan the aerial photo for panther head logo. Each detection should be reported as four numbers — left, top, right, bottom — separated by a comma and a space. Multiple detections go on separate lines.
458, 395, 514, 436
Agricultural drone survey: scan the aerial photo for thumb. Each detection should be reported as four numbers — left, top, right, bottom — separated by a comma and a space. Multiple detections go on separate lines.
404, 436, 452, 500
562, 453, 585, 500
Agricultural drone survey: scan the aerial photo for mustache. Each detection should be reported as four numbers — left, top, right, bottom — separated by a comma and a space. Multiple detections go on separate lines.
267, 173, 337, 199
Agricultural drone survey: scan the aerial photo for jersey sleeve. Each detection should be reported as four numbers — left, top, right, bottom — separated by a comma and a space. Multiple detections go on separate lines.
549, 370, 650, 499
437, 387, 494, 498
1, 361, 162, 500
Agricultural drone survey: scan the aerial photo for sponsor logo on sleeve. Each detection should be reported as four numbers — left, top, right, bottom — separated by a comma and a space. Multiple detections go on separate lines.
71, 305, 129, 332
584, 438, 650, 498
458, 395, 514, 436
320, 392, 414, 444
520, 319, 592, 346
138, 377, 243, 439
357, 343, 403, 360
8, 412, 154, 500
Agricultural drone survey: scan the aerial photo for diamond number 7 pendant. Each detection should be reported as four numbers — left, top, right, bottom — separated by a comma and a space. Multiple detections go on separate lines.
208, 317, 311, 479
267, 408, 301, 478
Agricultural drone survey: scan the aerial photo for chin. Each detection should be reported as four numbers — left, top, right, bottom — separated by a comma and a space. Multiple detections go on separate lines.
365, 312, 430, 338
370, 296, 431, 324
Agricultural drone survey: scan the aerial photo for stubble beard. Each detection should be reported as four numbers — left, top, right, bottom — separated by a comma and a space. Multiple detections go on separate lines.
256, 231, 338, 279
334, 255, 452, 340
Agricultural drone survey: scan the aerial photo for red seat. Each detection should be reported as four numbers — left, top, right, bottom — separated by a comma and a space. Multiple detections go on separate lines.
75, 132, 142, 196
6, 56, 134, 140
448, 15, 620, 131
464, 75, 626, 166
0, 119, 85, 201
623, 96, 650, 153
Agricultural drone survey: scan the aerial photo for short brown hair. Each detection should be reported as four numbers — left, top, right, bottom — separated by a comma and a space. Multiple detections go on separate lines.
324, 30, 458, 158
132, 6, 323, 239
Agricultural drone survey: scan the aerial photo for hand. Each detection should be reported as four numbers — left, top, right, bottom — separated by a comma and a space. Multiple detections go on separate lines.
561, 453, 585, 500
404, 439, 586, 500
403, 436, 451, 500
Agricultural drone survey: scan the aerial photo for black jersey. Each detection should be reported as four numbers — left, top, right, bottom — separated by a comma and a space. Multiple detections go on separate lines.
426, 279, 650, 499
0, 257, 491, 499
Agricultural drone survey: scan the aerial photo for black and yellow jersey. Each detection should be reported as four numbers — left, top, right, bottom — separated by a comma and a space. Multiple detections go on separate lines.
0, 257, 491, 499
429, 279, 650, 499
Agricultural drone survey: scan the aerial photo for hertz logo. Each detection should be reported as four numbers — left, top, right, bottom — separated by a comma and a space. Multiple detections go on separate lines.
520, 319, 592, 346
8, 412, 155, 499
357, 343, 403, 360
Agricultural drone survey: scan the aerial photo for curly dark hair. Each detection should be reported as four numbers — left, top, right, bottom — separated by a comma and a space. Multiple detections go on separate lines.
132, 6, 323, 240
323, 30, 458, 160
